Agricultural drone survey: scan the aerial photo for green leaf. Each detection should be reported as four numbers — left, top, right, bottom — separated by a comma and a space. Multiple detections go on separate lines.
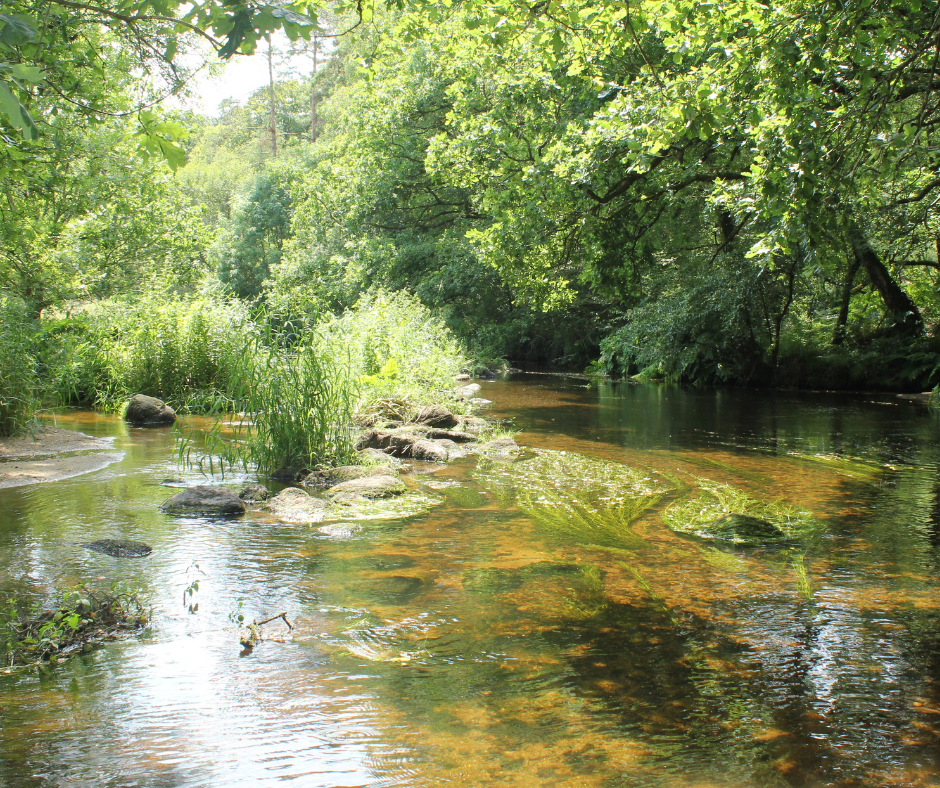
218, 9, 254, 59
0, 14, 37, 47
0, 79, 38, 139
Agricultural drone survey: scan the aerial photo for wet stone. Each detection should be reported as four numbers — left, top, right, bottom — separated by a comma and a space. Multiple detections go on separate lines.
478, 437, 521, 458
426, 429, 477, 443
82, 539, 152, 558
160, 486, 246, 516
124, 394, 176, 426
326, 475, 407, 499
239, 483, 271, 501
303, 465, 395, 488
267, 487, 329, 523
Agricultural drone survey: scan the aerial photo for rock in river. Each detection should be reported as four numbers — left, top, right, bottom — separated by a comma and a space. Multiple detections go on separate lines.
706, 513, 786, 543
267, 487, 329, 523
411, 439, 449, 463
160, 486, 246, 516
239, 483, 271, 501
83, 538, 152, 557
414, 405, 459, 429
326, 475, 407, 499
124, 394, 176, 426
303, 465, 395, 488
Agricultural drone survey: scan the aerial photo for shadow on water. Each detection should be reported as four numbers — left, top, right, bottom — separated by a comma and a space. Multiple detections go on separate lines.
1, 378, 940, 786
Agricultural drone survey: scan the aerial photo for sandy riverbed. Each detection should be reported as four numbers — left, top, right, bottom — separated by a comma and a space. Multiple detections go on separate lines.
0, 426, 123, 488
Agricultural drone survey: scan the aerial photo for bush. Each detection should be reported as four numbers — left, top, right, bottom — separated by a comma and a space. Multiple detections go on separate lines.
197, 328, 357, 478
86, 293, 250, 412
319, 289, 468, 409
0, 296, 38, 436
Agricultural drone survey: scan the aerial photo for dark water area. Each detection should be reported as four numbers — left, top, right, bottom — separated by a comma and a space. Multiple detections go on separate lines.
2, 377, 940, 787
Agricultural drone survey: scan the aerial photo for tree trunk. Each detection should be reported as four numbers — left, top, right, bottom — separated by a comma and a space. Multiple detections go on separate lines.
832, 250, 861, 345
310, 37, 318, 143
845, 216, 923, 334
267, 43, 277, 158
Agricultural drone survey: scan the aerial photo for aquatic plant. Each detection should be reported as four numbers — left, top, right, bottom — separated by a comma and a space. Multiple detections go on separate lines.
661, 478, 822, 544
2, 584, 149, 668
476, 449, 672, 552
191, 327, 358, 478
0, 296, 38, 436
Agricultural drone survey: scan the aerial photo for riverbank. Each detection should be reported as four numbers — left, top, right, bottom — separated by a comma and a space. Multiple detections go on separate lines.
0, 426, 122, 488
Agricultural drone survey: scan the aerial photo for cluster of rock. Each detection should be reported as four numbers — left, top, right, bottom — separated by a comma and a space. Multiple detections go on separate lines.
355, 404, 511, 464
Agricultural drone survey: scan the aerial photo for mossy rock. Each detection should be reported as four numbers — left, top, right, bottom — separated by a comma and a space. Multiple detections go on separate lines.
82, 538, 152, 558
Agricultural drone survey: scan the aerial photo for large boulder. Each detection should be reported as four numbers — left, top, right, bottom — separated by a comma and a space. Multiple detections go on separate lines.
303, 465, 395, 488
124, 394, 176, 426
267, 487, 329, 523
82, 538, 152, 557
160, 486, 245, 516
414, 405, 459, 429
411, 439, 449, 463
456, 383, 482, 399
325, 475, 407, 499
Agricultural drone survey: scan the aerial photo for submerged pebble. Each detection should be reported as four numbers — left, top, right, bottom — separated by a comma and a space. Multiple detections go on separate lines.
82, 538, 153, 558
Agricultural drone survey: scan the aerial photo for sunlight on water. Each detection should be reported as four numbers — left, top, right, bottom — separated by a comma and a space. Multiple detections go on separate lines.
2, 378, 940, 786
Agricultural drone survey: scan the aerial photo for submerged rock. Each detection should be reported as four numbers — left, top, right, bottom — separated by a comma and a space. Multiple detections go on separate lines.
160, 486, 246, 516
267, 487, 329, 523
124, 394, 176, 426
414, 405, 459, 429
705, 514, 786, 543
83, 538, 152, 558
239, 483, 271, 502
326, 475, 407, 499
411, 439, 449, 463
478, 437, 521, 458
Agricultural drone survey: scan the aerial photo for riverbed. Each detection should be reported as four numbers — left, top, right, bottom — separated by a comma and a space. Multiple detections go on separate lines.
1, 376, 939, 787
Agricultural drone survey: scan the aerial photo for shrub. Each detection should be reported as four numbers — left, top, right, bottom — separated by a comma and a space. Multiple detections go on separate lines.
0, 296, 38, 436
87, 293, 250, 412
319, 289, 468, 410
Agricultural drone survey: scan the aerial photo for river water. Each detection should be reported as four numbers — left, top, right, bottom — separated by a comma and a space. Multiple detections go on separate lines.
1, 375, 940, 787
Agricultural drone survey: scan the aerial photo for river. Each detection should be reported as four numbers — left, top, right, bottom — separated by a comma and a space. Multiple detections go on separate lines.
1, 375, 939, 787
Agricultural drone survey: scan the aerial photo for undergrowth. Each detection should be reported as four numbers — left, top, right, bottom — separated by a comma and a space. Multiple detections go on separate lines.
0, 296, 38, 437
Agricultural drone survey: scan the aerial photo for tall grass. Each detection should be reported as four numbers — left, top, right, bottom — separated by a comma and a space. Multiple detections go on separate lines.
0, 297, 38, 437
186, 326, 357, 478
78, 293, 249, 411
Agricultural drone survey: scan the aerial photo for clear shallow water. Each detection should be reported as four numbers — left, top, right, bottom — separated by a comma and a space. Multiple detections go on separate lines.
2, 378, 940, 787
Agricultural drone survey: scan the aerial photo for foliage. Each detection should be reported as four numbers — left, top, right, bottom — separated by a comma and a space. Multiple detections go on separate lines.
319, 289, 469, 409
0, 295, 38, 436
2, 584, 148, 668
85, 292, 250, 412
214, 171, 293, 300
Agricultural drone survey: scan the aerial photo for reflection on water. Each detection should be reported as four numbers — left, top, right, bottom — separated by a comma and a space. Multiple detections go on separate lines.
2, 376, 940, 786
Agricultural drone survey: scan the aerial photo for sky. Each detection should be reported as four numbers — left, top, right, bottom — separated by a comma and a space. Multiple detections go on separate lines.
177, 32, 318, 116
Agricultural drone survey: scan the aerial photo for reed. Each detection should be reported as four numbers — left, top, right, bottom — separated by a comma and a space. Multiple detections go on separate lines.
187, 325, 358, 478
